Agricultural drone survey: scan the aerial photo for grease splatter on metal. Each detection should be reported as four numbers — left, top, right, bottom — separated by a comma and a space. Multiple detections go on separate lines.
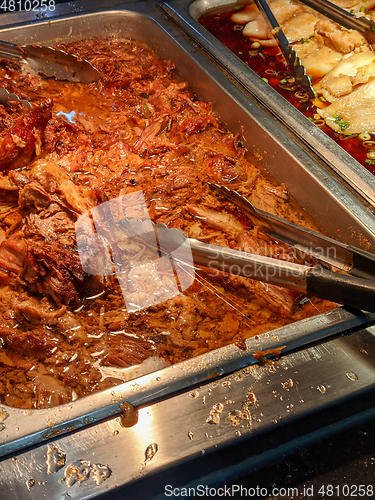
46, 443, 66, 474
25, 479, 35, 490
281, 378, 294, 389
189, 389, 199, 398
119, 401, 138, 428
228, 410, 242, 427
63, 460, 91, 487
206, 403, 224, 424
91, 464, 112, 485
144, 443, 158, 463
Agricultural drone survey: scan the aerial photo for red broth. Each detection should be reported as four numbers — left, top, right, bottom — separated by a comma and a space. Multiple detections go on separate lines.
199, 5, 375, 174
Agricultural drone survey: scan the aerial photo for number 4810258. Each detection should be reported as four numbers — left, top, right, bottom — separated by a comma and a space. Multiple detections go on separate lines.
0, 0, 55, 11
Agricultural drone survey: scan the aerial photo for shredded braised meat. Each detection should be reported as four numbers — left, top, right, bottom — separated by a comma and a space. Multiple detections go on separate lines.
0, 36, 335, 409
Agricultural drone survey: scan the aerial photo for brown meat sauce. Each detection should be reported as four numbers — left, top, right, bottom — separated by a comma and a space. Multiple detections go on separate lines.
0, 37, 335, 409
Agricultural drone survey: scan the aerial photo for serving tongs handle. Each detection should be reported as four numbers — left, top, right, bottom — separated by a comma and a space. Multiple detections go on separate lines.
252, 0, 315, 98
152, 223, 375, 313
186, 236, 375, 313
298, 0, 375, 45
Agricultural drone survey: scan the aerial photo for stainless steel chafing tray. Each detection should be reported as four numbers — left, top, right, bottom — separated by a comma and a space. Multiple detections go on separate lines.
161, 0, 375, 207
0, 1, 374, 497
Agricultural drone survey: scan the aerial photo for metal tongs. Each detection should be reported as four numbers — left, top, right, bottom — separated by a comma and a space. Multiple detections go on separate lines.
136, 182, 375, 314
252, 0, 315, 98
0, 40, 100, 108
151, 221, 375, 313
0, 41, 100, 83
298, 0, 375, 46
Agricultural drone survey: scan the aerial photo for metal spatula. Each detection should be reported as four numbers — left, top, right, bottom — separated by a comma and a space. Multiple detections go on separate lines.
0, 41, 100, 83
252, 0, 315, 98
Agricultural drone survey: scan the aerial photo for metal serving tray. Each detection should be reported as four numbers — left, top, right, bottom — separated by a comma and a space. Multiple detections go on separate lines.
161, 0, 375, 207
0, 1, 374, 496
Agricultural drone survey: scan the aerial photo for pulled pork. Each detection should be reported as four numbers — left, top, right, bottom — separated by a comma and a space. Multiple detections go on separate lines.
0, 36, 335, 409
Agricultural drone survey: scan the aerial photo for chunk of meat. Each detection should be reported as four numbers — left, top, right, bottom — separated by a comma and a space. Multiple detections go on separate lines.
11, 295, 67, 326
28, 366, 70, 407
254, 281, 305, 317
0, 234, 27, 284
315, 19, 368, 54
0, 325, 59, 360
0, 173, 18, 202
0, 98, 52, 171
100, 333, 155, 368
206, 154, 239, 184
29, 160, 97, 215
186, 205, 244, 233
317, 78, 375, 133
282, 11, 320, 43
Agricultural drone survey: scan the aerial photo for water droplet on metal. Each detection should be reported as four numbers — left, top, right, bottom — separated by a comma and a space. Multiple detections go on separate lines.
119, 402, 138, 428
25, 479, 35, 490
358, 348, 368, 355
235, 430, 241, 437
112, 430, 119, 436
346, 372, 358, 381
222, 381, 231, 388
202, 396, 206, 404
145, 443, 158, 463
316, 384, 326, 394
187, 431, 194, 440
189, 390, 199, 398
46, 443, 66, 474
91, 464, 112, 485
201, 449, 205, 455
0, 423, 5, 431
156, 377, 161, 381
